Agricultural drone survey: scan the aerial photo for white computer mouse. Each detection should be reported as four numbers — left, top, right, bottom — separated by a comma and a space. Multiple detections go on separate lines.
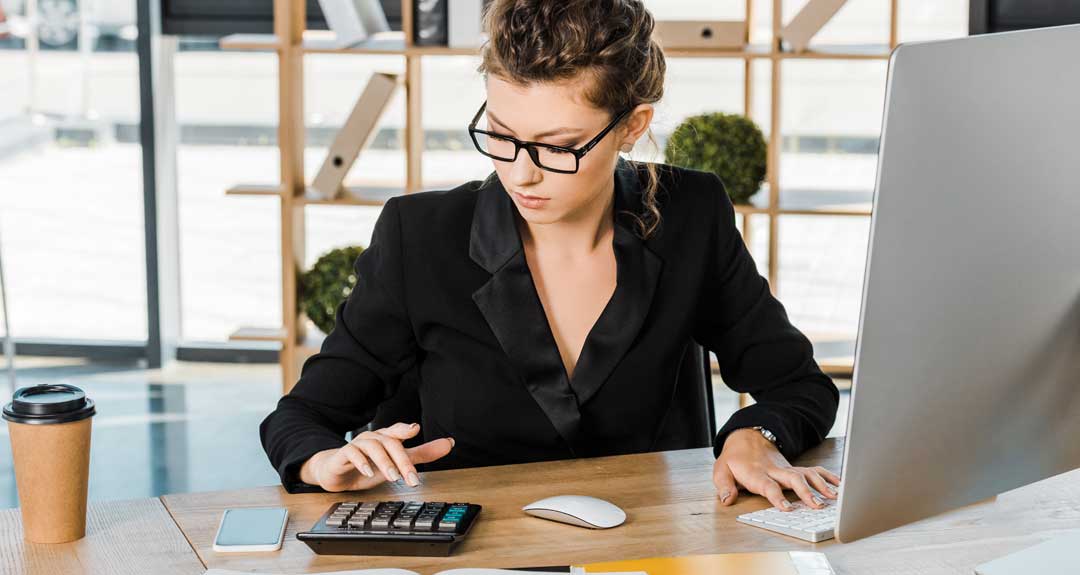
522, 494, 627, 529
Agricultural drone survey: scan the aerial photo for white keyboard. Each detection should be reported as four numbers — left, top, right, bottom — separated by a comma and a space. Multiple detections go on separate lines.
736, 499, 837, 542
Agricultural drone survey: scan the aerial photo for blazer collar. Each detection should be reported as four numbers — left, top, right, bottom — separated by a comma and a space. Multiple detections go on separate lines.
468, 157, 663, 456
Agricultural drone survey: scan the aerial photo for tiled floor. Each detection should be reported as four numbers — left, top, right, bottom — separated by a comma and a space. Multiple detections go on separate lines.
0, 357, 850, 509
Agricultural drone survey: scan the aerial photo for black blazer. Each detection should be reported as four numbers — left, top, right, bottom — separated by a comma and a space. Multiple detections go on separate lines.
260, 157, 839, 492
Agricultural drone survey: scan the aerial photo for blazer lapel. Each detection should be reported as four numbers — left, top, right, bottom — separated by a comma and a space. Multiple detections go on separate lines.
468, 158, 663, 456
569, 158, 663, 407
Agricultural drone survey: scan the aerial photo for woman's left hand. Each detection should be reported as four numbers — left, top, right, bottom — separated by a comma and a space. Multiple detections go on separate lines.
713, 428, 841, 511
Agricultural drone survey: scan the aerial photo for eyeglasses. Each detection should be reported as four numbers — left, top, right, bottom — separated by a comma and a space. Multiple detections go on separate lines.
468, 100, 631, 174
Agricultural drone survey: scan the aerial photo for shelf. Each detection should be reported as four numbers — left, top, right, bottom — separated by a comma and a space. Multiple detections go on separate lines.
226, 183, 401, 206
226, 183, 283, 197
734, 205, 770, 215
229, 326, 287, 342
220, 32, 891, 61
778, 44, 893, 60
779, 205, 872, 216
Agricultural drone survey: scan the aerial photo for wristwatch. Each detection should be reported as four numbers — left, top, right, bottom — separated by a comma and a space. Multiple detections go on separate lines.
751, 426, 782, 450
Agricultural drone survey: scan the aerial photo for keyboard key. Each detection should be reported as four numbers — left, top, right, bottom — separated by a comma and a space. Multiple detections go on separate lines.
736, 498, 838, 543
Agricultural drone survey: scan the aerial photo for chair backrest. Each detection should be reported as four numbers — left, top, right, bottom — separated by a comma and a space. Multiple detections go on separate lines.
649, 341, 716, 451
357, 341, 717, 454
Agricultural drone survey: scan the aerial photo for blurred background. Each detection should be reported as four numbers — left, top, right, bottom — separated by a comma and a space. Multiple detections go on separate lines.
0, 0, 970, 507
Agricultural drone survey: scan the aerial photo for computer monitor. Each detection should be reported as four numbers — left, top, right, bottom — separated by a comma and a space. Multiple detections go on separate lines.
834, 23, 1080, 542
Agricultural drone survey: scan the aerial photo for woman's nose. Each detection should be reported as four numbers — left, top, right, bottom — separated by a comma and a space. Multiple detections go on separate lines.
509, 147, 542, 186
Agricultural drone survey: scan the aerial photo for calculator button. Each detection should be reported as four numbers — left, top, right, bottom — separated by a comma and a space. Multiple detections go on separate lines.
413, 516, 437, 531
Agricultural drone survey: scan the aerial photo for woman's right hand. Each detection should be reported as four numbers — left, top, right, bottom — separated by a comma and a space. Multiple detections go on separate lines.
299, 422, 455, 492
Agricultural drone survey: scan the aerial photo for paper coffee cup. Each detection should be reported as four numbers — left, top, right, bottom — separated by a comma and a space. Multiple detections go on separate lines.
3, 383, 96, 543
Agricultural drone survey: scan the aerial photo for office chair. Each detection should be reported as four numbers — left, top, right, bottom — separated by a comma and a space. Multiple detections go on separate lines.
355, 340, 718, 459
0, 224, 14, 393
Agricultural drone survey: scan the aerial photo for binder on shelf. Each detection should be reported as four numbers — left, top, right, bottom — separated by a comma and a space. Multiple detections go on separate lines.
312, 0, 391, 49
781, 0, 850, 52
310, 72, 400, 201
653, 21, 747, 50
413, 0, 448, 46
447, 0, 489, 48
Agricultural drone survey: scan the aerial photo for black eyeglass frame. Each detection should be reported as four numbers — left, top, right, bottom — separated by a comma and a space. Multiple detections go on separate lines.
467, 100, 632, 174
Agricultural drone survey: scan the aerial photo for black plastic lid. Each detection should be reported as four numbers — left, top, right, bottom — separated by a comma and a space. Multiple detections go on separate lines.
2, 384, 96, 425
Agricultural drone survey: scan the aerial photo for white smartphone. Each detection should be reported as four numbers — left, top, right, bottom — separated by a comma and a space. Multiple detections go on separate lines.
212, 507, 289, 553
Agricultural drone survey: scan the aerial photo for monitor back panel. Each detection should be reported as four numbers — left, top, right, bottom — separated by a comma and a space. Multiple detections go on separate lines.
837, 24, 1080, 542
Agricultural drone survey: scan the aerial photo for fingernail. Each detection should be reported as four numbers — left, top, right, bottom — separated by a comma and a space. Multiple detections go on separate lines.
719, 490, 731, 504
827, 485, 838, 495
780, 500, 792, 510
361, 465, 375, 478
813, 495, 824, 506
409, 423, 419, 428
449, 437, 456, 448
407, 471, 421, 487
388, 468, 401, 482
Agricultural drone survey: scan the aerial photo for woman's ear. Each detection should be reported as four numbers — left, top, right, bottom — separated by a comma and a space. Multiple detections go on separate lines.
620, 103, 655, 150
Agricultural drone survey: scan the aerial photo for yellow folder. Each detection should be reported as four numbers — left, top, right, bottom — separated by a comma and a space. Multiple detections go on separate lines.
578, 551, 835, 575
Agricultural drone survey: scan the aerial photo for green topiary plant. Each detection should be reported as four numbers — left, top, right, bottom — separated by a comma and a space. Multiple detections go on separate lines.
663, 112, 768, 205
299, 246, 365, 335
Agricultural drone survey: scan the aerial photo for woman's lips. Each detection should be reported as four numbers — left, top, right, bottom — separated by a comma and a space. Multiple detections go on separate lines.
513, 192, 550, 209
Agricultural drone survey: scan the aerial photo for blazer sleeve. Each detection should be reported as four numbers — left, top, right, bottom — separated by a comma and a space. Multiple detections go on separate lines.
692, 173, 839, 462
259, 196, 418, 493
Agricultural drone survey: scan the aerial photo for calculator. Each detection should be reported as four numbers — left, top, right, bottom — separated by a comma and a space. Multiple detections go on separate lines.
297, 500, 482, 557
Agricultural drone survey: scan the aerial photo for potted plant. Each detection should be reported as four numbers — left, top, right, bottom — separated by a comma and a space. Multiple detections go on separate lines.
663, 112, 768, 205
298, 246, 365, 335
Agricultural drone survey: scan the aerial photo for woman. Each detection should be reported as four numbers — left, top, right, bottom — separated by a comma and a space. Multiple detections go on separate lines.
260, 0, 840, 513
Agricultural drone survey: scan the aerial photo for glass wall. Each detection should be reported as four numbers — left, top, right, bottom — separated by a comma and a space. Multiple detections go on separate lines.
0, 0, 147, 341
0, 0, 969, 350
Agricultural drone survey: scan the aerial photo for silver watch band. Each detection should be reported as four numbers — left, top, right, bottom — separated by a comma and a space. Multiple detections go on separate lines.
752, 425, 781, 449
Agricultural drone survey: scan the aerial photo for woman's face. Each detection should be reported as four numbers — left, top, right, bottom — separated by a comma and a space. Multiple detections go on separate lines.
482, 74, 650, 226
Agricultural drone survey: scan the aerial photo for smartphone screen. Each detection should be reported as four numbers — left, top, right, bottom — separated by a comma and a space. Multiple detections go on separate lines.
214, 507, 288, 551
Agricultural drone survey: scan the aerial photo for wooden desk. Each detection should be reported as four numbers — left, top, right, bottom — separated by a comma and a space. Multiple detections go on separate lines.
7, 437, 1080, 574
0, 497, 204, 575
162, 440, 844, 573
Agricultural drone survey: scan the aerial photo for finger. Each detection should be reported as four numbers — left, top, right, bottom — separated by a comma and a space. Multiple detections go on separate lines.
353, 437, 402, 484
376, 422, 422, 441
339, 443, 376, 479
713, 464, 739, 506
804, 468, 839, 499
406, 437, 456, 465
771, 468, 824, 509
814, 466, 842, 486
372, 432, 422, 487
759, 477, 792, 511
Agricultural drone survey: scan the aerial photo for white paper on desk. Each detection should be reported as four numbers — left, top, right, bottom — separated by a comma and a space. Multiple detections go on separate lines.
204, 568, 645, 575
205, 569, 418, 575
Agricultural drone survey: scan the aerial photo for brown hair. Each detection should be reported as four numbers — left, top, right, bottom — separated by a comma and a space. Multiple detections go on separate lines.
477, 0, 667, 239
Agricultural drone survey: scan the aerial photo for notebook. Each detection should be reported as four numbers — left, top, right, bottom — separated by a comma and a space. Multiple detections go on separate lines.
204, 551, 833, 575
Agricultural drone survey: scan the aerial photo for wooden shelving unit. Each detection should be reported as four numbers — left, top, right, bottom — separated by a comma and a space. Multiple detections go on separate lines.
223, 0, 894, 391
